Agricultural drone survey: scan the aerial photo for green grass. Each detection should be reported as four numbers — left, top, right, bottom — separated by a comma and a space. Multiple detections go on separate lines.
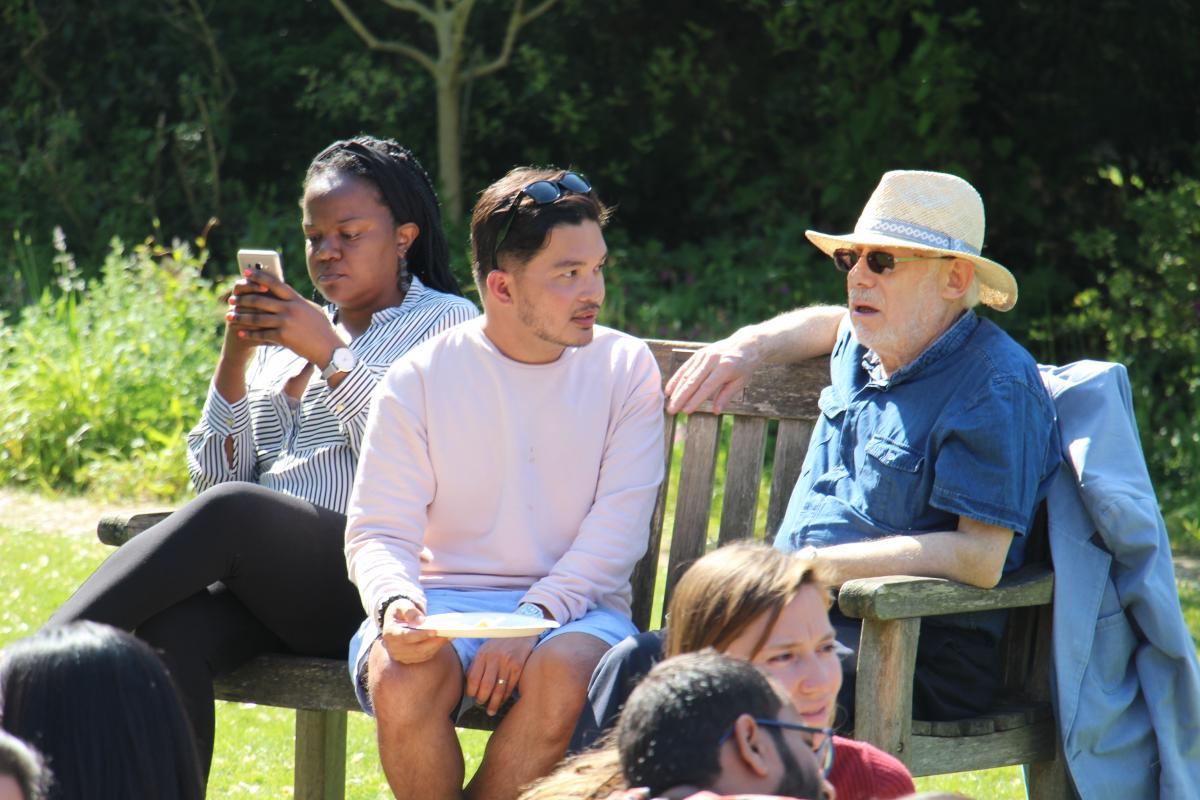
0, 524, 481, 799
5, 511, 1199, 799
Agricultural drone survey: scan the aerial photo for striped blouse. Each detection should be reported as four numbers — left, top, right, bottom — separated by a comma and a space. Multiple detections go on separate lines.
186, 276, 478, 513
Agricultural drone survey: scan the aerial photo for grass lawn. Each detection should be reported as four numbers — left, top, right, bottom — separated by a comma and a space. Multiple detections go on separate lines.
3, 509, 1198, 799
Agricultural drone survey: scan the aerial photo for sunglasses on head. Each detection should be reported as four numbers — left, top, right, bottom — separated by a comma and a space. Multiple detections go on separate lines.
491, 172, 593, 270
832, 248, 954, 275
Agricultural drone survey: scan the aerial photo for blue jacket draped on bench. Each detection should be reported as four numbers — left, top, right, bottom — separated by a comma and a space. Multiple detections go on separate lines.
1041, 360, 1200, 800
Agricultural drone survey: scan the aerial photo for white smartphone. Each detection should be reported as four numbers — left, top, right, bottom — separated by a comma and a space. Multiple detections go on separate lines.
236, 249, 284, 281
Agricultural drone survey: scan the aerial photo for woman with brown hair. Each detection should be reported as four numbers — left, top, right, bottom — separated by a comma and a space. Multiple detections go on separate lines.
568, 541, 914, 800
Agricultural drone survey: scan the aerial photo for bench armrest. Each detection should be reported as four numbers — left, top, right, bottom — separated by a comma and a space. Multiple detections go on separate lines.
97, 512, 173, 546
837, 563, 1053, 621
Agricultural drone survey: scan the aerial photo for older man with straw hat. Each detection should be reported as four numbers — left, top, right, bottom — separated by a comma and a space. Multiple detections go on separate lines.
663, 169, 1061, 723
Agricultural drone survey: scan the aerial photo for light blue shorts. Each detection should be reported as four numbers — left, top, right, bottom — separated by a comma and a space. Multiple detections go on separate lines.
348, 588, 636, 716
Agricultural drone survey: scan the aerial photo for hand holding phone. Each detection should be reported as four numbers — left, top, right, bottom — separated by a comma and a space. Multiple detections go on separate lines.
227, 247, 342, 365
236, 249, 284, 281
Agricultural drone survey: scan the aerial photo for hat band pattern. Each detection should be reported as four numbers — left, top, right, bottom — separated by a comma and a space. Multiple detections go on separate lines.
861, 217, 981, 256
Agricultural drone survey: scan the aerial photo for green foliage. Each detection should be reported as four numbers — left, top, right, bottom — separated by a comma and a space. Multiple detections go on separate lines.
0, 236, 221, 499
1061, 176, 1200, 549
2, 0, 1199, 524
601, 220, 845, 341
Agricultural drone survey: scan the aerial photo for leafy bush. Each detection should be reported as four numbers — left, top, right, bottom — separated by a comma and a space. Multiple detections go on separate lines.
0, 234, 222, 499
601, 220, 846, 342
1064, 175, 1200, 550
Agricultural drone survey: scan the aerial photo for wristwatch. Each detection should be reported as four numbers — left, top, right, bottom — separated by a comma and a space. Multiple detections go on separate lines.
321, 346, 356, 380
516, 602, 546, 620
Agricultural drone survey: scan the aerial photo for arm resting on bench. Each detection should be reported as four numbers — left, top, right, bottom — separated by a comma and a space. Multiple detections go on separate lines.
837, 563, 1054, 621
836, 563, 1054, 761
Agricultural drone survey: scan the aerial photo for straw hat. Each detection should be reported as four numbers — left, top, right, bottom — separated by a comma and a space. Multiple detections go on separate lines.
805, 170, 1018, 311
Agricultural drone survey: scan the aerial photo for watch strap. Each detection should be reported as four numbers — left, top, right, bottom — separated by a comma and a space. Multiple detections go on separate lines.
516, 602, 546, 620
321, 347, 355, 380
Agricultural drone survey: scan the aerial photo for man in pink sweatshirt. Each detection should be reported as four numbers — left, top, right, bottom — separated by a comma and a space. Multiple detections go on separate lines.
344, 168, 665, 800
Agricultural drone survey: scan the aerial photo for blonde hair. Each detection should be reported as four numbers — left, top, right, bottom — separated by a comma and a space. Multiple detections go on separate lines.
664, 541, 830, 660
517, 741, 625, 800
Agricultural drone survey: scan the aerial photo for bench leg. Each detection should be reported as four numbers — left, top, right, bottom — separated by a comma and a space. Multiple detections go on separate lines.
294, 709, 347, 800
853, 617, 920, 765
1026, 754, 1077, 800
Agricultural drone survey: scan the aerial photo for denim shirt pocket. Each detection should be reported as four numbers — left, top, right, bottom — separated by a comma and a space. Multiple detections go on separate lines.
861, 435, 927, 529
803, 387, 847, 485
815, 386, 846, 436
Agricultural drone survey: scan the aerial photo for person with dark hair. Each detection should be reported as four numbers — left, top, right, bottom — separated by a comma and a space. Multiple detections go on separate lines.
616, 652, 829, 800
573, 542, 914, 800
0, 622, 203, 800
48, 136, 477, 781
345, 166, 664, 800
0, 732, 50, 800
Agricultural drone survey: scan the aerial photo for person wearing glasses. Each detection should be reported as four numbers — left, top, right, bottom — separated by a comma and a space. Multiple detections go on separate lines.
615, 651, 831, 800
663, 170, 1060, 724
566, 542, 913, 800
344, 167, 665, 800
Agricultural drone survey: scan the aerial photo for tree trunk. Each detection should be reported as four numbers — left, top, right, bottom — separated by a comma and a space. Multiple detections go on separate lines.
435, 73, 463, 223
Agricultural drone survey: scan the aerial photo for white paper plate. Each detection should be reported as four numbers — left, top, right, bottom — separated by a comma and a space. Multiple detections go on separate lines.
410, 611, 560, 639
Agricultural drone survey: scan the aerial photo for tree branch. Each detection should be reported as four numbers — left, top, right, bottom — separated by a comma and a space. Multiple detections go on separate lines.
379, 0, 440, 28
522, 0, 560, 26
329, 0, 438, 74
465, 0, 561, 81
449, 0, 477, 71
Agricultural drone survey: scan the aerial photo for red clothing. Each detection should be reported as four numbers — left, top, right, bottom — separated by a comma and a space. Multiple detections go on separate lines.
827, 736, 915, 800
610, 737, 914, 800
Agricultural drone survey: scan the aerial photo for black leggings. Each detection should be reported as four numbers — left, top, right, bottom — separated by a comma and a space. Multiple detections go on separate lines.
48, 482, 365, 778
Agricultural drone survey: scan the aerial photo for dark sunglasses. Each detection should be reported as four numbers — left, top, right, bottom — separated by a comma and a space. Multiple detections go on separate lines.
491, 172, 593, 270
717, 717, 836, 776
832, 248, 954, 275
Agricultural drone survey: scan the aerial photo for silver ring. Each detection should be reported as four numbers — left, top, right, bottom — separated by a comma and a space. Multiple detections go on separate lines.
497, 679, 507, 685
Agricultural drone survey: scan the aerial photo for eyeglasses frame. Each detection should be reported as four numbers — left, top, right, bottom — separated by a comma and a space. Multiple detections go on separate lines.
717, 716, 836, 776
832, 248, 956, 275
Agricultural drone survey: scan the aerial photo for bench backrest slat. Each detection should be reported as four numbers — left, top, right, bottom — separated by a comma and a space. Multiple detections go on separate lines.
718, 415, 768, 546
765, 418, 814, 540
634, 340, 825, 630
664, 411, 722, 616
628, 410, 677, 631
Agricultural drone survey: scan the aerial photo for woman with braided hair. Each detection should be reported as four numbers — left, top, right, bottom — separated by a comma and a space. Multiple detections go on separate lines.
49, 136, 477, 782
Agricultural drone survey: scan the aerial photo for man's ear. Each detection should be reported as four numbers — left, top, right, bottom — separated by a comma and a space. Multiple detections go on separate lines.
729, 714, 771, 778
485, 269, 516, 306
942, 258, 975, 300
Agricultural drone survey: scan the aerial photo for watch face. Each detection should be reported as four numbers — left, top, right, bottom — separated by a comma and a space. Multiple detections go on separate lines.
517, 604, 543, 619
333, 348, 355, 371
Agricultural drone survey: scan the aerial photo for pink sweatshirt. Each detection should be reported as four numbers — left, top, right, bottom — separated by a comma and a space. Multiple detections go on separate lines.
345, 318, 665, 625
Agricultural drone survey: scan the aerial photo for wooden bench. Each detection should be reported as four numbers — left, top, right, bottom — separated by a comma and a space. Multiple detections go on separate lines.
98, 338, 1069, 799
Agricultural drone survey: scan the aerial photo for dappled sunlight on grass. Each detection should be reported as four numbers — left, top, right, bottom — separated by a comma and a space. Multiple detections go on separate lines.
0, 528, 109, 642
915, 765, 1026, 798
0, 524, 485, 797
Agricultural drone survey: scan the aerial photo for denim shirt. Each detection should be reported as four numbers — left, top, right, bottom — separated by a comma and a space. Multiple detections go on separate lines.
774, 311, 1060, 632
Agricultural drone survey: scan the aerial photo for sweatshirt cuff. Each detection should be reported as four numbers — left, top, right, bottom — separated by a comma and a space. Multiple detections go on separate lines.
367, 581, 426, 626
520, 589, 572, 626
